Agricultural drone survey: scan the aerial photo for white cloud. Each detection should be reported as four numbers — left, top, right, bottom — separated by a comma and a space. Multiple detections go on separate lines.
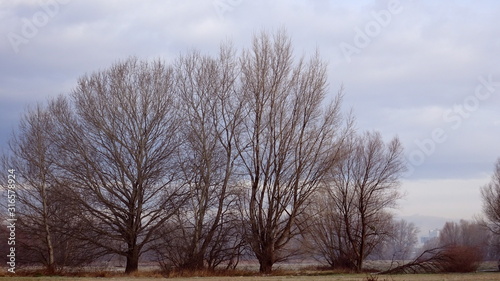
398, 177, 490, 220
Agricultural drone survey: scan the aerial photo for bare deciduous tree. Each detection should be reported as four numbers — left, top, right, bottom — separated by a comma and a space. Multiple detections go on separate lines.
152, 46, 245, 270
7, 104, 58, 273
305, 187, 350, 268
311, 131, 406, 271
3, 104, 102, 272
481, 158, 500, 235
238, 30, 348, 273
440, 220, 488, 249
381, 219, 419, 262
48, 58, 185, 273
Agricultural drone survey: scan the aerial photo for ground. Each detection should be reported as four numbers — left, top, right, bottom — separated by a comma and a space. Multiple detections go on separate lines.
2, 261, 499, 281
2, 273, 500, 281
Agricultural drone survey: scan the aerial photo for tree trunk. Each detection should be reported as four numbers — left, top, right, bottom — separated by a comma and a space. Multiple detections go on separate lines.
258, 257, 274, 274
181, 253, 205, 270
257, 244, 275, 274
42, 184, 56, 274
46, 263, 56, 275
356, 256, 363, 272
125, 247, 139, 274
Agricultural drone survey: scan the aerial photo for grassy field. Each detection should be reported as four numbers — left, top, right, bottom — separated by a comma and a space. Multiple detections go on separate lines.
1, 273, 500, 281
2, 262, 498, 281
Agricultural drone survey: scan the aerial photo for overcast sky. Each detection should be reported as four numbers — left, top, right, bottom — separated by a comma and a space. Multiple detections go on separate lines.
1, 0, 499, 221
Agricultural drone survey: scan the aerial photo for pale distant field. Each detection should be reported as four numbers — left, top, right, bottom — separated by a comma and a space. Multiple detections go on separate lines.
2, 273, 500, 281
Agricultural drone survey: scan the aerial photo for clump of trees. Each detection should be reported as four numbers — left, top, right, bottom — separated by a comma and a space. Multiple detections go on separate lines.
438, 220, 488, 272
1, 30, 410, 274
384, 219, 491, 274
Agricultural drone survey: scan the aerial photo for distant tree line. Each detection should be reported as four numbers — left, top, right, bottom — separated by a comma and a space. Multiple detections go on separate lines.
3, 30, 497, 275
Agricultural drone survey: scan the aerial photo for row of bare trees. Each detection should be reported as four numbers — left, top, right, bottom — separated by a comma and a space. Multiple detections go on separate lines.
1, 31, 408, 274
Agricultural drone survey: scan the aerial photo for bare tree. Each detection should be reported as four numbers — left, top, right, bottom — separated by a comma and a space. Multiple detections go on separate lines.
439, 220, 489, 258
152, 46, 245, 270
237, 30, 348, 273
311, 131, 406, 271
383, 219, 419, 262
440, 220, 481, 247
6, 104, 58, 273
481, 158, 500, 235
2, 104, 102, 272
48, 58, 185, 273
305, 186, 352, 268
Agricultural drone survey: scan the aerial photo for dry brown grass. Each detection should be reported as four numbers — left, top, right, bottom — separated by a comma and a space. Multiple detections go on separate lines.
1, 262, 499, 281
